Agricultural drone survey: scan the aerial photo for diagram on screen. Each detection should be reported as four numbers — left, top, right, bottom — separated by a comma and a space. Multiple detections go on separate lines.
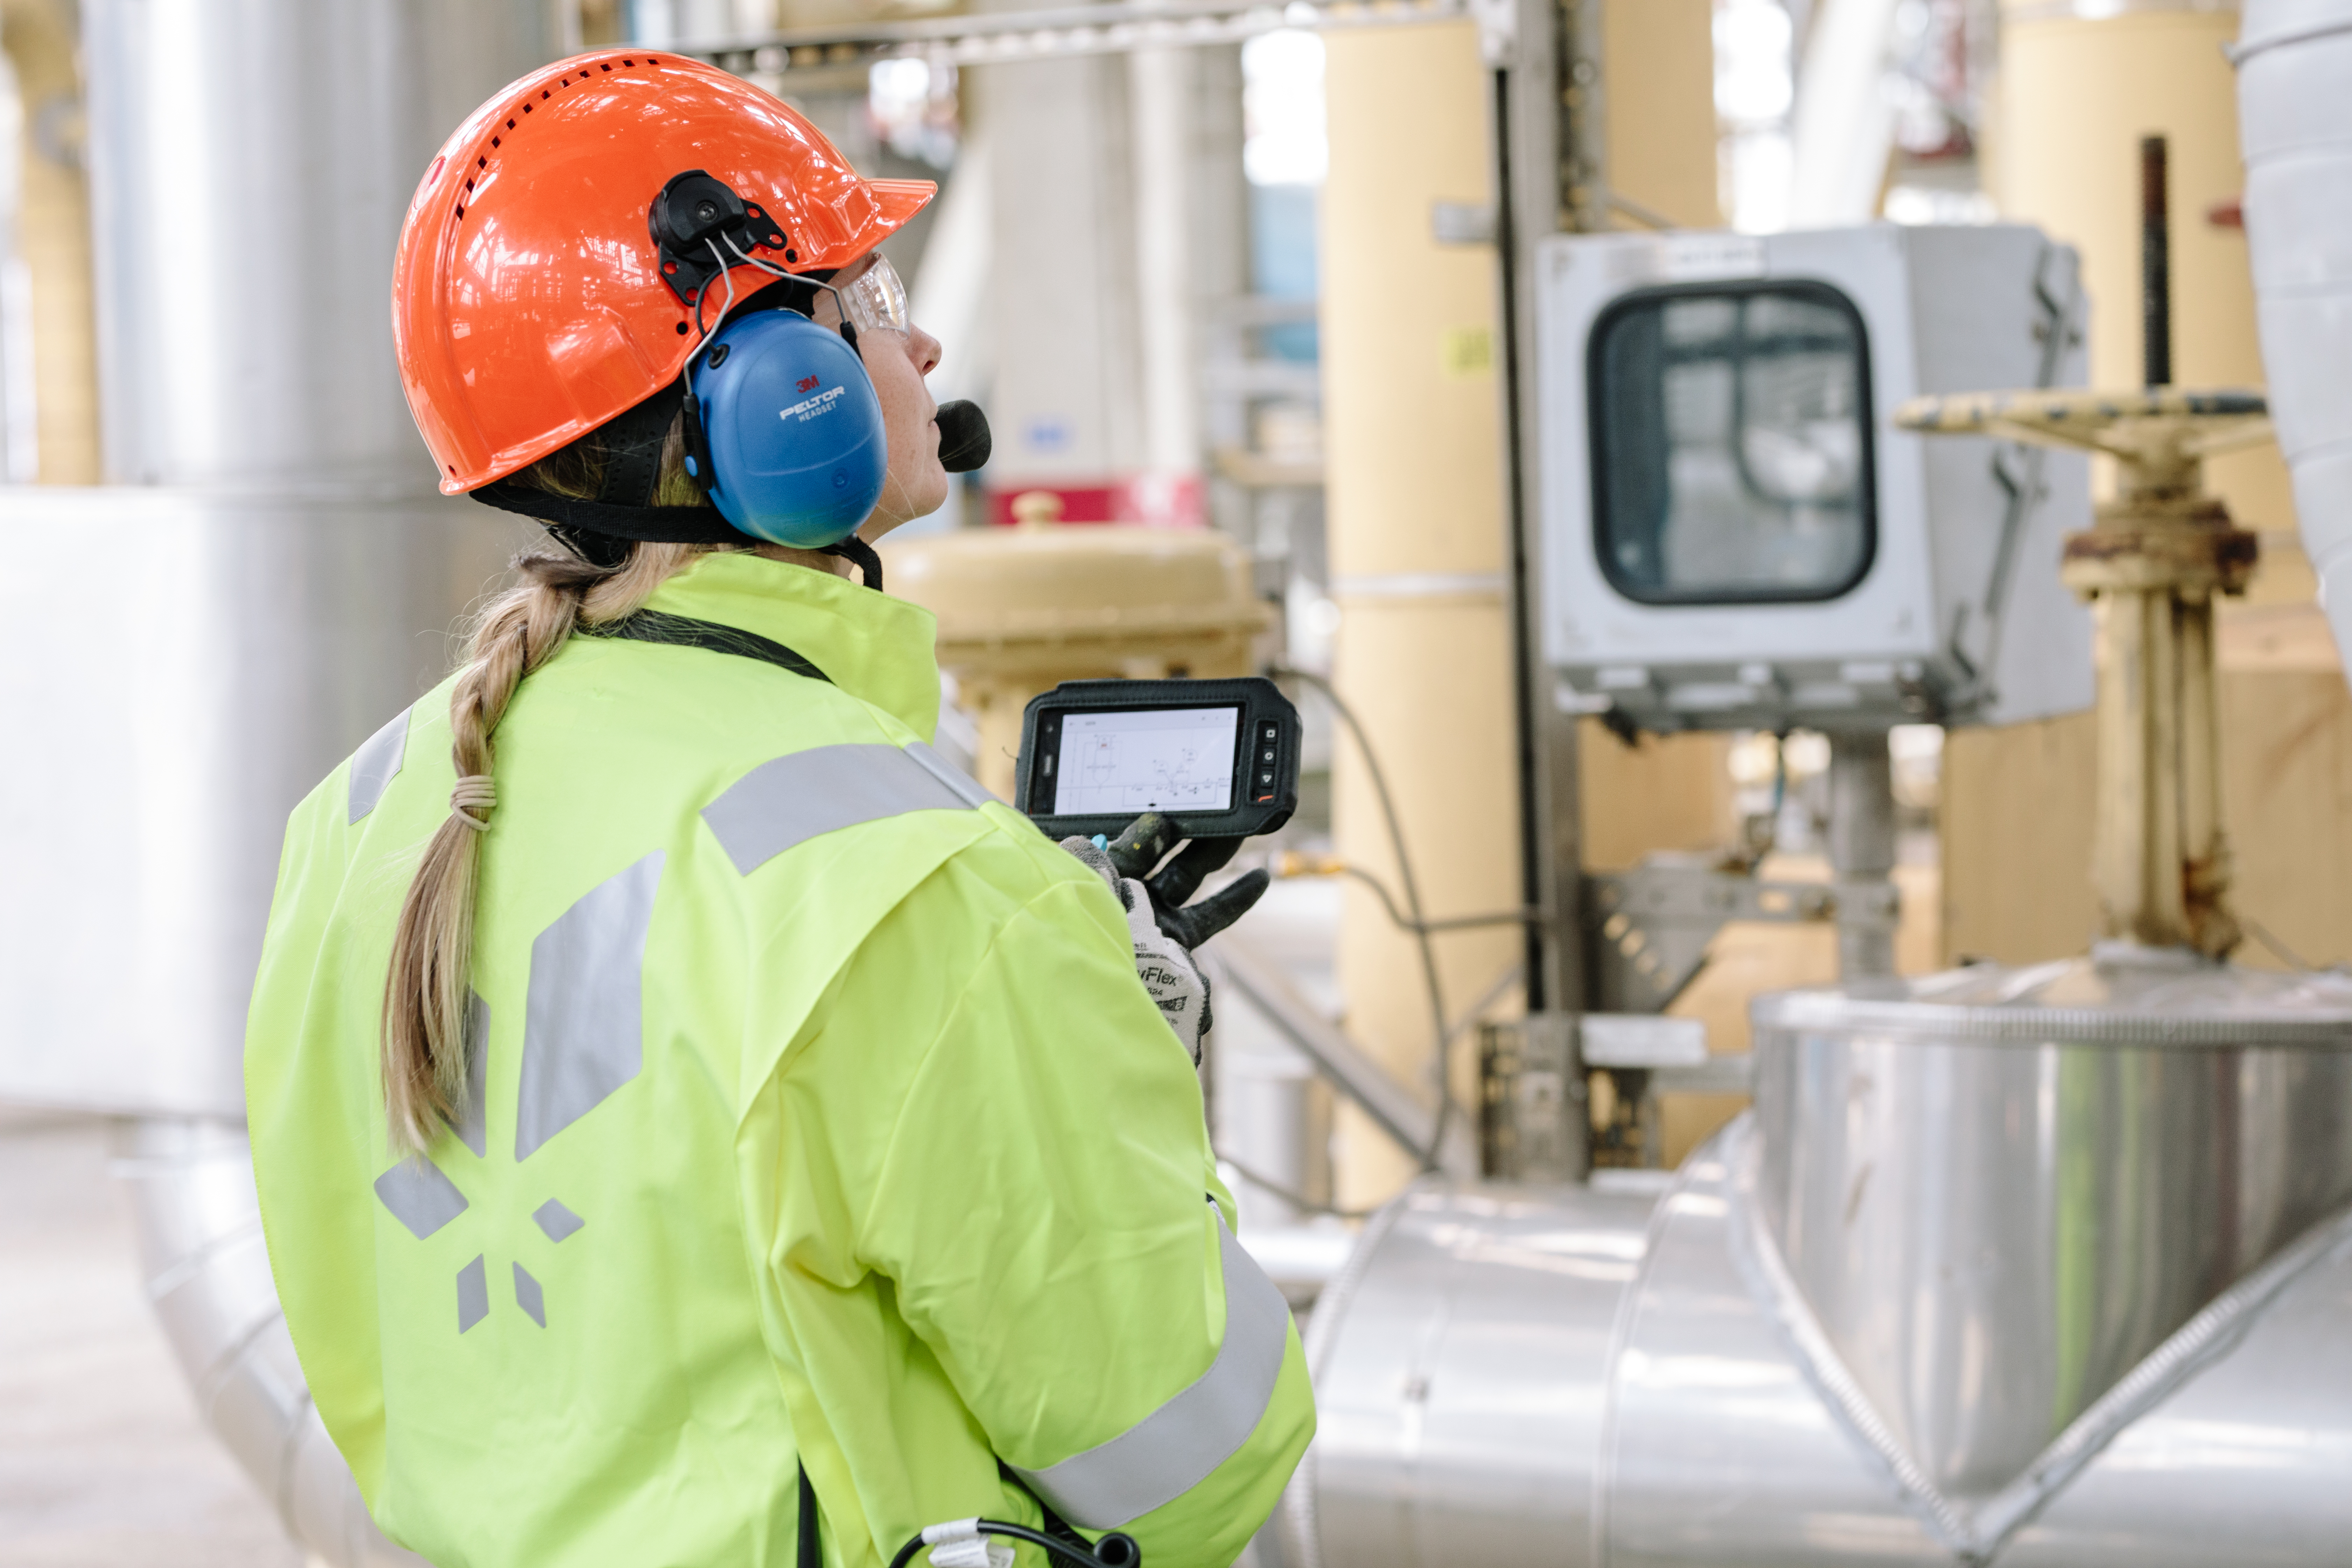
1055, 707, 1239, 815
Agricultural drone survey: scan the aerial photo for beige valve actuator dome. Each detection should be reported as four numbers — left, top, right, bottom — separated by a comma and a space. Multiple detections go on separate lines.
883, 496, 1273, 799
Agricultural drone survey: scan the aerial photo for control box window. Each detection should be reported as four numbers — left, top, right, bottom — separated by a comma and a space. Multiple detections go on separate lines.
1588, 279, 1876, 605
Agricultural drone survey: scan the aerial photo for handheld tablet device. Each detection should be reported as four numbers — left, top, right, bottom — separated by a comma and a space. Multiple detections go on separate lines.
1015, 678, 1301, 842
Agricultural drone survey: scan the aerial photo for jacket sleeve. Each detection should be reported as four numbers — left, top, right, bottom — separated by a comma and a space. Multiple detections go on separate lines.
858, 873, 1315, 1568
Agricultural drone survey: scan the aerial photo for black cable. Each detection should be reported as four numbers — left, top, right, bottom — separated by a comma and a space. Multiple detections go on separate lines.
888, 1524, 1139, 1568
1274, 666, 1453, 1172
1315, 862, 1543, 937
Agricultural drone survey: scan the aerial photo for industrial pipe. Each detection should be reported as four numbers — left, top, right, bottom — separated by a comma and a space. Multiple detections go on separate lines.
2238, 0, 2352, 663
115, 1120, 425, 1567
9, 1, 557, 1559
1287, 956, 2352, 1568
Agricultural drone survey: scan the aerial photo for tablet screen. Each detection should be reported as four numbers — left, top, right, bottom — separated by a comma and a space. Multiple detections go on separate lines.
1052, 706, 1241, 816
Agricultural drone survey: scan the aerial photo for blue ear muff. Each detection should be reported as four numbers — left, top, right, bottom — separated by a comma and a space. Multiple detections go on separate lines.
686, 309, 888, 548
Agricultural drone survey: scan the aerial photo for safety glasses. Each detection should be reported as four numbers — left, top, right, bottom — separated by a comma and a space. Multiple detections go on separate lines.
695, 233, 913, 351
833, 253, 910, 336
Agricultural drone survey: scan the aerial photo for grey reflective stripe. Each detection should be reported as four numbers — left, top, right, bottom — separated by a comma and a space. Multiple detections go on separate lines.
446, 993, 489, 1157
516, 852, 664, 1161
532, 1198, 584, 1242
904, 739, 1000, 808
514, 1262, 546, 1328
374, 1157, 469, 1240
701, 743, 982, 876
457, 1255, 488, 1334
1012, 1214, 1293, 1529
347, 706, 411, 823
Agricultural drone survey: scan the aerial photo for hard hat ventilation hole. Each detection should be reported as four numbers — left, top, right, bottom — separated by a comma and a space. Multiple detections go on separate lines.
600, 61, 611, 70
476, 156, 485, 169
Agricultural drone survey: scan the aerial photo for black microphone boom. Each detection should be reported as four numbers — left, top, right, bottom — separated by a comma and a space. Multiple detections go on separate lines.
935, 400, 992, 474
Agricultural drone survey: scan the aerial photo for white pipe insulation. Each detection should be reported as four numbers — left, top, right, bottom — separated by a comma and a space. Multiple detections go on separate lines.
2238, 0, 2352, 662
50, 0, 554, 1560
117, 1120, 426, 1567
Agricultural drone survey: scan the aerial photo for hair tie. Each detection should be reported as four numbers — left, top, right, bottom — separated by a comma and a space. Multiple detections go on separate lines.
450, 775, 496, 833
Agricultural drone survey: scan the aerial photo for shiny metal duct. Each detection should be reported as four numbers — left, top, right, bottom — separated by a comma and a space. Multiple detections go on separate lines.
0, 3, 554, 1561
0, 488, 518, 1116
1286, 1182, 1656, 1568
2238, 0, 2352, 661
84, 0, 552, 488
117, 1119, 425, 1567
1291, 955, 2352, 1568
2, 0, 549, 1117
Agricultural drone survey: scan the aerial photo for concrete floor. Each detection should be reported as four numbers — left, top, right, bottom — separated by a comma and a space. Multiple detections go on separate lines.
0, 1106, 299, 1568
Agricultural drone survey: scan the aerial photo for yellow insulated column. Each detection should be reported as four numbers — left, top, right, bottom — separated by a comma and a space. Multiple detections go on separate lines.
1992, 0, 2286, 530
1322, 21, 1518, 1208
1322, 4, 1721, 1205
1604, 0, 1722, 227
3, 0, 102, 482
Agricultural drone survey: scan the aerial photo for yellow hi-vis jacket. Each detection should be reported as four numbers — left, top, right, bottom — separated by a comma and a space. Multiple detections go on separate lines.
245, 552, 1314, 1568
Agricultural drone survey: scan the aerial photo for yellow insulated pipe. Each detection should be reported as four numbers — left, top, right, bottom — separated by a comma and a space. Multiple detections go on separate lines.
1320, 4, 1718, 1207
1322, 20, 1518, 1208
2, 0, 102, 482
1992, 0, 2290, 533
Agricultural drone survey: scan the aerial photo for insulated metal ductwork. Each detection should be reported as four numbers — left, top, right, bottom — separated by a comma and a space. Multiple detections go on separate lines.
1287, 959, 2352, 1568
117, 1120, 424, 1567
2240, 0, 2352, 658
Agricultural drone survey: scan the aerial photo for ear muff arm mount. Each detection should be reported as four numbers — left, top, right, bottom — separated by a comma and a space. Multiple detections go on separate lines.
651, 168, 792, 308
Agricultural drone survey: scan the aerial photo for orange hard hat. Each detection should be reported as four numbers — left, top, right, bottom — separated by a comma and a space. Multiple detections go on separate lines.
393, 51, 934, 493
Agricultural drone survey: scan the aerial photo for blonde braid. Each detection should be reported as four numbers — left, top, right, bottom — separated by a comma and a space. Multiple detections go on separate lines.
379, 390, 836, 1149
380, 391, 721, 1145
380, 542, 711, 1151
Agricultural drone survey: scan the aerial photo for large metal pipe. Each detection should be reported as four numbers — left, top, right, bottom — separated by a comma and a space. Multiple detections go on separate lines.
0, 2, 554, 1559
1284, 1180, 1657, 1568
2238, 0, 2352, 663
116, 1119, 425, 1567
1290, 954, 2352, 1567
84, 0, 552, 488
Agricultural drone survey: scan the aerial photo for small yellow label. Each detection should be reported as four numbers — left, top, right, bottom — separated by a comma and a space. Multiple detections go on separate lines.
1441, 326, 1494, 378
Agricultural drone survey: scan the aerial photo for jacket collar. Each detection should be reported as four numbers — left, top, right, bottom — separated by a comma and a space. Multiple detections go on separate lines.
638, 551, 941, 739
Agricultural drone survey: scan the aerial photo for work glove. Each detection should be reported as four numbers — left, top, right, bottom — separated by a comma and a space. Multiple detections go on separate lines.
1060, 814, 1269, 1064
1061, 835, 1215, 1064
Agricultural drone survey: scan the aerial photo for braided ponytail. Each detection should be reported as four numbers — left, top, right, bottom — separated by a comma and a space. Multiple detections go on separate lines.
380, 421, 711, 1152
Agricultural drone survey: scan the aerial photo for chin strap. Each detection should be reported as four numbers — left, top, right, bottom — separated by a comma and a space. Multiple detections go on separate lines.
822, 534, 884, 592
472, 480, 760, 547
473, 482, 885, 592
